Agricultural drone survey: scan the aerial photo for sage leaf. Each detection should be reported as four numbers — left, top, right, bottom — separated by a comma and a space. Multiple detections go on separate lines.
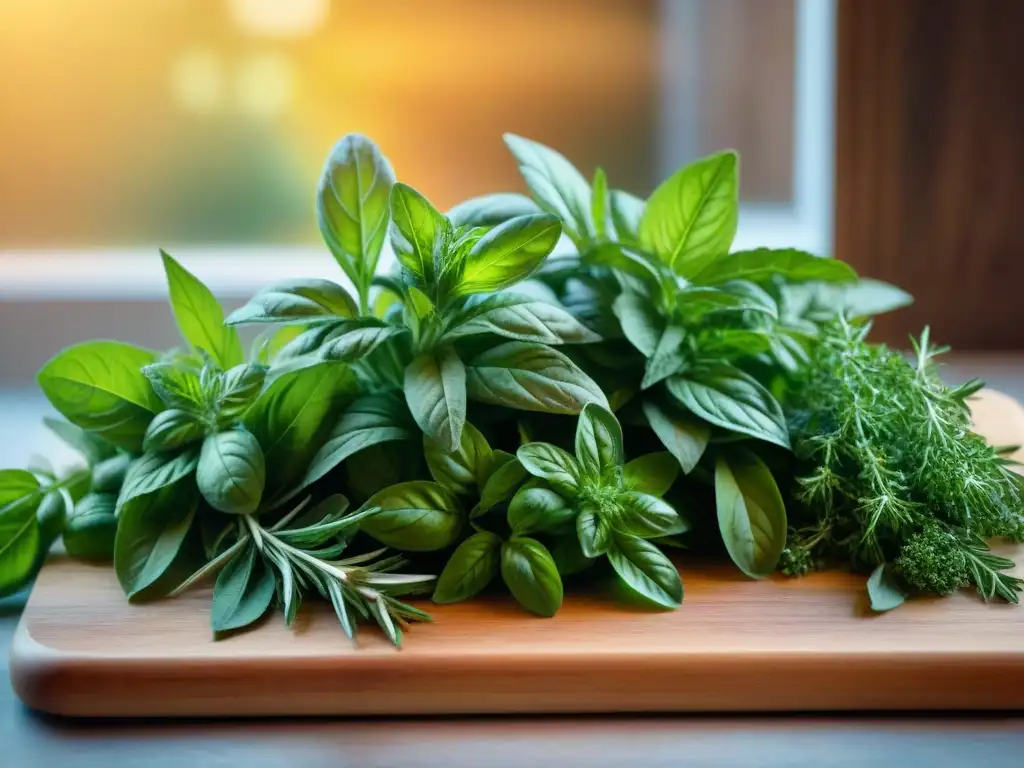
115, 479, 198, 599
575, 403, 624, 480
116, 449, 199, 514
447, 192, 542, 228
615, 492, 686, 538
867, 564, 907, 612
516, 443, 581, 496
642, 397, 710, 474
576, 506, 610, 557
667, 366, 790, 449
507, 486, 574, 535
424, 421, 491, 496
38, 341, 162, 452
607, 532, 682, 609
466, 341, 607, 414
639, 150, 738, 278
503, 133, 594, 244
302, 392, 417, 490
361, 481, 463, 552
161, 250, 243, 370
197, 430, 265, 515
226, 278, 358, 325
245, 361, 357, 502
456, 214, 562, 296
405, 346, 467, 453
641, 325, 687, 390
64, 493, 117, 560
211, 545, 275, 633
142, 409, 205, 453
320, 321, 407, 363
612, 289, 663, 356
623, 452, 680, 497
609, 189, 645, 243
444, 292, 600, 345
692, 248, 857, 287
43, 417, 117, 465
432, 531, 501, 604
389, 182, 445, 284
500, 536, 563, 617
317, 133, 395, 290
714, 449, 787, 578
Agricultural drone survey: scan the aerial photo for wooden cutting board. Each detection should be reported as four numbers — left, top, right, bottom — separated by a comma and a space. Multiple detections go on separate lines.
10, 390, 1024, 718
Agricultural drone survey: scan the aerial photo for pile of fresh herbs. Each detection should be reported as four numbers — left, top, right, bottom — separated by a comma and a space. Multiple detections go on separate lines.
0, 131, 1020, 646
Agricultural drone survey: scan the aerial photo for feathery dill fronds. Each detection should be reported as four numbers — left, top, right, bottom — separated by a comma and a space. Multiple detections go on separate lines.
781, 319, 1024, 604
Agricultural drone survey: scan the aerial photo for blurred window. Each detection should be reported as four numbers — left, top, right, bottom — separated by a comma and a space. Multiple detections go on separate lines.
0, 0, 834, 293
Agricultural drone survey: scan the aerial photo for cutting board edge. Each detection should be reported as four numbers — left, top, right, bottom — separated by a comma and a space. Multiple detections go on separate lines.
13, 615, 1024, 718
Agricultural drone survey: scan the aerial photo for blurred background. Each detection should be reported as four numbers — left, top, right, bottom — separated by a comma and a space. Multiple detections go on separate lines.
1, 0, 1022, 462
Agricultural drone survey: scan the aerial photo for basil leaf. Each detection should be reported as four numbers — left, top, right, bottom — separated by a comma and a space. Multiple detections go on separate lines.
591, 167, 609, 239
676, 286, 775, 324
447, 193, 542, 228
667, 366, 790, 449
226, 279, 358, 326
0, 473, 41, 597
424, 421, 491, 496
609, 189, 645, 243
507, 486, 574, 535
615, 492, 686, 538
116, 449, 199, 514
43, 417, 117, 465
444, 292, 600, 345
586, 243, 664, 287
503, 133, 594, 244
639, 150, 738, 278
245, 361, 357, 502
161, 251, 242, 370
516, 443, 581, 496
473, 451, 528, 516
115, 478, 198, 599
692, 248, 857, 287
466, 341, 608, 414
251, 325, 306, 365
345, 442, 422, 501
389, 182, 445, 284
141, 362, 205, 412
320, 321, 407, 363
405, 346, 467, 453
275, 320, 347, 361
317, 133, 395, 290
641, 325, 688, 390
211, 544, 275, 633
432, 531, 501, 604
500, 536, 563, 617
217, 361, 268, 421
697, 329, 772, 360
361, 481, 463, 552
607, 532, 682, 609
714, 449, 787, 578
612, 289, 663, 356
455, 213, 562, 297
576, 506, 610, 557
301, 392, 417, 490
90, 454, 130, 493
63, 493, 117, 560
867, 564, 906, 612
142, 409, 205, 453
197, 430, 265, 515
549, 533, 594, 576
38, 341, 162, 452
623, 452, 680, 497
575, 403, 624, 480
642, 396, 710, 474
407, 286, 434, 320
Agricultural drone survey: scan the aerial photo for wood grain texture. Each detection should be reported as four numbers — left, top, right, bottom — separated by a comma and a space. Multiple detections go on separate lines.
835, 0, 1024, 349
10, 389, 1024, 718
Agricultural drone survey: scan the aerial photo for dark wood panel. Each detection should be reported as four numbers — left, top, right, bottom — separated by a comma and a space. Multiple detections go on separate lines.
836, 0, 1024, 349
